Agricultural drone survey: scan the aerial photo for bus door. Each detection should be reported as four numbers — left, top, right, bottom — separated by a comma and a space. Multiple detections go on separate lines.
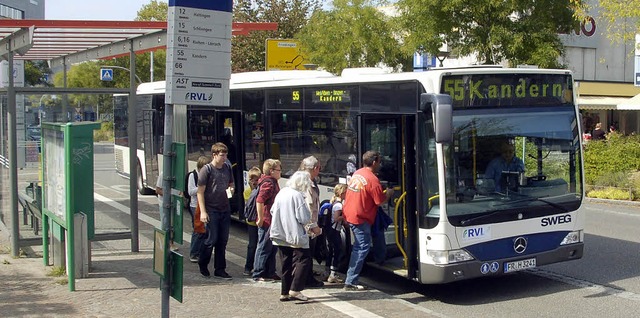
359, 114, 418, 279
142, 108, 159, 191
215, 111, 245, 217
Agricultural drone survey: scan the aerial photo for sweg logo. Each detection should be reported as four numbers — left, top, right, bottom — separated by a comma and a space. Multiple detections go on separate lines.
463, 227, 485, 238
541, 214, 572, 227
185, 92, 213, 101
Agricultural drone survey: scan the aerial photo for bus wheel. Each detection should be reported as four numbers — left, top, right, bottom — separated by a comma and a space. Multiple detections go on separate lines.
137, 163, 154, 195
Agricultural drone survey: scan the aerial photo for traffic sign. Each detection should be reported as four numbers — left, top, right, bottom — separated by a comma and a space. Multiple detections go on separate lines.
265, 39, 309, 70
166, 1, 232, 106
100, 68, 113, 81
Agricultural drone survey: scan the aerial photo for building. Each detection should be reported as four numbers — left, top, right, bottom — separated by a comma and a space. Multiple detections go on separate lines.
560, 0, 640, 136
0, 0, 45, 19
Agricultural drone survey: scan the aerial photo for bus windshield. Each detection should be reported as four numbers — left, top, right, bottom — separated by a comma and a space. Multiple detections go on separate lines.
443, 106, 582, 226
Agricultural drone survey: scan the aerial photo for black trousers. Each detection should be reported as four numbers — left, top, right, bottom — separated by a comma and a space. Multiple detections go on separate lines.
278, 246, 311, 295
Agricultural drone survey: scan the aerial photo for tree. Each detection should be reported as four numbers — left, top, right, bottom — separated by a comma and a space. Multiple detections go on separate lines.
396, 0, 581, 68
135, 0, 168, 21
296, 0, 407, 74
232, 0, 321, 72
574, 0, 640, 45
24, 60, 52, 87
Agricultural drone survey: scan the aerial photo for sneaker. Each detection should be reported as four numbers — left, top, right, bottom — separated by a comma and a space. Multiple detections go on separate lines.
200, 268, 211, 278
242, 269, 252, 276
289, 291, 308, 301
271, 274, 281, 281
343, 284, 365, 291
253, 277, 273, 282
279, 295, 291, 302
327, 274, 343, 284
189, 256, 198, 263
214, 271, 232, 280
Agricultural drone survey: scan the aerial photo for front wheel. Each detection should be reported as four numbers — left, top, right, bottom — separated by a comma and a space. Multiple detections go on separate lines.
136, 162, 155, 195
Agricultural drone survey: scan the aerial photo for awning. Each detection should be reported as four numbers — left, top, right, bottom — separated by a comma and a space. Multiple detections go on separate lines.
578, 96, 629, 110
617, 93, 640, 110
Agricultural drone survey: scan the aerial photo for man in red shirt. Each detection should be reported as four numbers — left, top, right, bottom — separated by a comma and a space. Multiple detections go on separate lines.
342, 151, 393, 291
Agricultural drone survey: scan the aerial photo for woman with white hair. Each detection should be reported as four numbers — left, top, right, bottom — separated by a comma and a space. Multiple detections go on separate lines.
269, 171, 313, 301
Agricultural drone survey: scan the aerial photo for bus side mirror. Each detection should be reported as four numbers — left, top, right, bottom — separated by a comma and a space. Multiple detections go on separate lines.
420, 93, 453, 144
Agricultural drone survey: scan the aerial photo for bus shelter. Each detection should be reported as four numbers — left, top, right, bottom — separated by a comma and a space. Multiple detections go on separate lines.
0, 19, 277, 278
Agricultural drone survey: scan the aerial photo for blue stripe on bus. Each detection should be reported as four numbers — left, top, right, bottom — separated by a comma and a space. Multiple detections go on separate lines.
464, 231, 569, 261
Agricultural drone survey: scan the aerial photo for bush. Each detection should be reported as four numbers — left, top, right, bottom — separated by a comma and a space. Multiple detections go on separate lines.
583, 134, 640, 186
587, 187, 633, 200
93, 121, 114, 142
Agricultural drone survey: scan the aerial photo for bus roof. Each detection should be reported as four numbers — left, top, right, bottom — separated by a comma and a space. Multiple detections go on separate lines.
136, 67, 572, 95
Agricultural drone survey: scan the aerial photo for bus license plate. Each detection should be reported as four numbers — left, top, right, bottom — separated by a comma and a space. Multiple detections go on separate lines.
504, 258, 536, 273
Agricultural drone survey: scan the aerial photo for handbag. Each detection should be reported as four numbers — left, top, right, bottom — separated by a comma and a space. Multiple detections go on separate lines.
193, 204, 206, 234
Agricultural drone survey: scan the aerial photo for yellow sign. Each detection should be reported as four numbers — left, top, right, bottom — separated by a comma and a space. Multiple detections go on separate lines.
265, 39, 308, 71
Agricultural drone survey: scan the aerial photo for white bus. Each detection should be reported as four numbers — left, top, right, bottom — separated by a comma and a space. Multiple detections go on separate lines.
114, 67, 584, 284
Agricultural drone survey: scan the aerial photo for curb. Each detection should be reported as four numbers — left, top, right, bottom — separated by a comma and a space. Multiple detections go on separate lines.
584, 197, 640, 207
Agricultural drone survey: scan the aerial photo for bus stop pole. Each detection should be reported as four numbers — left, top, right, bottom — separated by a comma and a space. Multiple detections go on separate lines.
7, 46, 20, 257
160, 103, 173, 317
128, 41, 139, 252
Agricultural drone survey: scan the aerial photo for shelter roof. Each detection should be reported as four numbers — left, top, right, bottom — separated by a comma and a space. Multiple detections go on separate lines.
0, 19, 277, 61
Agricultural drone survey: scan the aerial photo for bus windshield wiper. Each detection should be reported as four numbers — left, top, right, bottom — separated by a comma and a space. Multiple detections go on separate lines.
491, 196, 570, 213
459, 196, 569, 226
460, 209, 510, 226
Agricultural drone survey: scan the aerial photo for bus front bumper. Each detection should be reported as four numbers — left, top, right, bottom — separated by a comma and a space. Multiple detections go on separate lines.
418, 242, 583, 284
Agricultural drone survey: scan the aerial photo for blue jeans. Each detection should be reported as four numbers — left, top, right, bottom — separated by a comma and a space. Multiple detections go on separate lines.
189, 206, 204, 259
345, 222, 371, 286
244, 223, 258, 272
198, 211, 230, 275
252, 225, 277, 279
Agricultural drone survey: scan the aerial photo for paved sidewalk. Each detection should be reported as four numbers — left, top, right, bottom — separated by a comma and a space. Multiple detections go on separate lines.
0, 229, 438, 318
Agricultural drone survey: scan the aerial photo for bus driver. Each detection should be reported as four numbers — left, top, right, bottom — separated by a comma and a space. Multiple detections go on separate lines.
484, 142, 524, 192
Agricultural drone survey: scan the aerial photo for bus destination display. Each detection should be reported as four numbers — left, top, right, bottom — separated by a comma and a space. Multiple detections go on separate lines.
441, 74, 572, 108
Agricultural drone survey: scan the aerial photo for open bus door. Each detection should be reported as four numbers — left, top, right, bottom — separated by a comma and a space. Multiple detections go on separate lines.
215, 111, 245, 219
359, 114, 418, 280
140, 108, 159, 195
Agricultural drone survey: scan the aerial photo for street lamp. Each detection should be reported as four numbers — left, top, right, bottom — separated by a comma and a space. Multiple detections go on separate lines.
436, 50, 450, 67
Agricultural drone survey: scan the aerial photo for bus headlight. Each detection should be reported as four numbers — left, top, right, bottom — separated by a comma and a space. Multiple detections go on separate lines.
560, 230, 582, 245
426, 249, 474, 265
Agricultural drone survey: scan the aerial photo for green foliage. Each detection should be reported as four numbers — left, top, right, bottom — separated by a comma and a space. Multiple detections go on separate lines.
232, 0, 322, 72
296, 0, 407, 74
47, 266, 66, 277
583, 134, 640, 185
135, 0, 167, 21
575, 0, 640, 45
24, 61, 52, 87
395, 0, 579, 67
94, 121, 114, 142
587, 187, 633, 200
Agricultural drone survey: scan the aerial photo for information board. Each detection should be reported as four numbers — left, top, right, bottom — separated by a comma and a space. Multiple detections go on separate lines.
166, 0, 233, 106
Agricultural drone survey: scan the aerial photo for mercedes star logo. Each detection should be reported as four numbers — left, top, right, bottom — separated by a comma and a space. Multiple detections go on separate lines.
514, 237, 527, 254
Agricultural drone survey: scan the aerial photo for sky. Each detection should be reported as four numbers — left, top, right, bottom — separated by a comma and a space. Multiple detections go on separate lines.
45, 0, 151, 20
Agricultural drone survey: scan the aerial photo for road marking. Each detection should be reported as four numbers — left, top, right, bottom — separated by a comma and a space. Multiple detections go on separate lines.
94, 191, 451, 317
529, 268, 640, 301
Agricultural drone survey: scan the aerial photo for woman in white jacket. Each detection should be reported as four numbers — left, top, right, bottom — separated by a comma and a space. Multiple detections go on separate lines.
270, 171, 313, 301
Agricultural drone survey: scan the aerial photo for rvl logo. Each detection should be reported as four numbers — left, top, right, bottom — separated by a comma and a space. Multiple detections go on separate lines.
463, 227, 484, 238
185, 92, 213, 101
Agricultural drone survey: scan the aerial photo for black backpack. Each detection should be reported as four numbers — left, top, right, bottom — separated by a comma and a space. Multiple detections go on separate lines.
183, 170, 198, 208
244, 179, 273, 222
